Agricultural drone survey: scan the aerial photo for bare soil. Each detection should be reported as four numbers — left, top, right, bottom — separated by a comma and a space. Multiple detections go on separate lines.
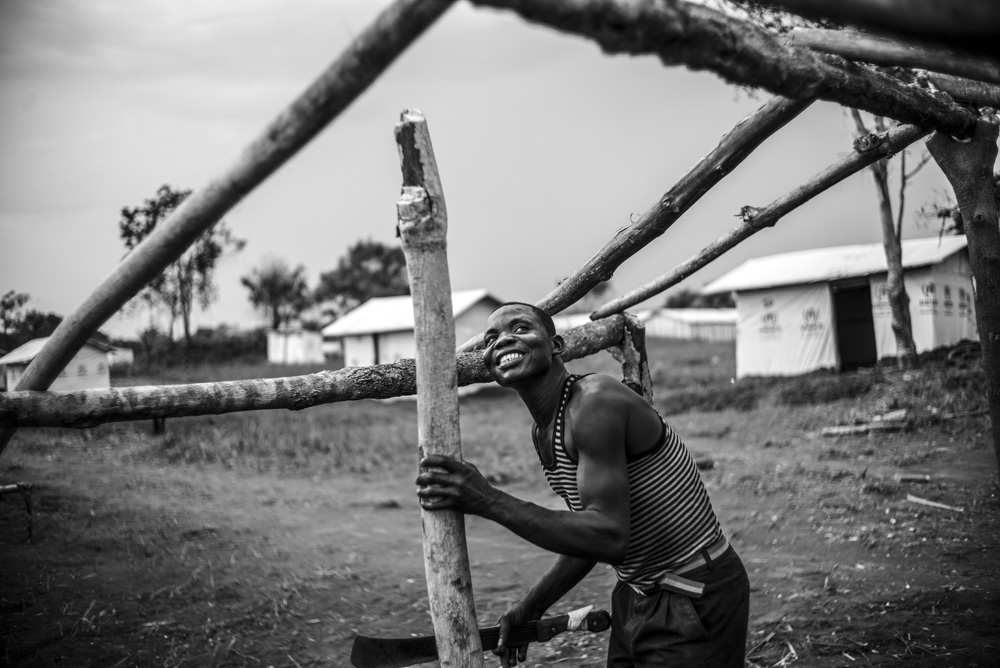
2, 392, 998, 667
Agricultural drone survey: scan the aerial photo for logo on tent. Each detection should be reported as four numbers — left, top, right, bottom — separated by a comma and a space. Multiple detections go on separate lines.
762, 296, 774, 308
919, 281, 938, 312
759, 310, 781, 338
801, 307, 824, 336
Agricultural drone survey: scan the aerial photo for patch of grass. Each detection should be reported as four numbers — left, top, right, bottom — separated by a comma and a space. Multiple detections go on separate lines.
775, 370, 879, 407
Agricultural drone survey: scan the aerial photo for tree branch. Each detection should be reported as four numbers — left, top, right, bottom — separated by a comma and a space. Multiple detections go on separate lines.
470, 0, 978, 137
0, 0, 456, 458
539, 95, 812, 314
788, 28, 1000, 86
0, 317, 625, 429
590, 123, 929, 318
755, 0, 1000, 60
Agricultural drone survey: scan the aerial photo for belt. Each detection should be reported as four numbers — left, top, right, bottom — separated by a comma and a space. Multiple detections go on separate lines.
629, 535, 730, 599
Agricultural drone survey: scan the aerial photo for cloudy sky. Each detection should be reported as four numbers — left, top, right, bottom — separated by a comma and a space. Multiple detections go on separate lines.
0, 0, 956, 339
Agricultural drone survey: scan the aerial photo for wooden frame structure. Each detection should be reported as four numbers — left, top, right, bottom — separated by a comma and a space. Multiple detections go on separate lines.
1, 0, 998, 663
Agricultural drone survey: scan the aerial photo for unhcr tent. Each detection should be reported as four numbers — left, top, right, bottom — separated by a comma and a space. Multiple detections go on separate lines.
701, 237, 977, 378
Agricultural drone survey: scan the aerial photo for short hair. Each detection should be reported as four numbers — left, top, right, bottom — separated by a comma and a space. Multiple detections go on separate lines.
492, 301, 557, 337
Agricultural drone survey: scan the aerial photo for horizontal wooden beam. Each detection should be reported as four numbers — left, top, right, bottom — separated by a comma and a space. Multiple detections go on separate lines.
0, 316, 624, 429
470, 0, 978, 137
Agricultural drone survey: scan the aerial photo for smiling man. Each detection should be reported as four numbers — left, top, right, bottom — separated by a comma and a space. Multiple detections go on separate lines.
416, 302, 749, 667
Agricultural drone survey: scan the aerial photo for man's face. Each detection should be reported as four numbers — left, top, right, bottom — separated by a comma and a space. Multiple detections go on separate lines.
483, 304, 560, 386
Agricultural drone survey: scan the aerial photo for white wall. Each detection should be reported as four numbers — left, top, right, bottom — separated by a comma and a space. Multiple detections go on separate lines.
267, 330, 325, 365
736, 285, 837, 377
869, 257, 977, 358
6, 345, 110, 391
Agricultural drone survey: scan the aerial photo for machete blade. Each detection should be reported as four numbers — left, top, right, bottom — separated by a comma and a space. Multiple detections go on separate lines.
350, 608, 611, 668
350, 633, 438, 668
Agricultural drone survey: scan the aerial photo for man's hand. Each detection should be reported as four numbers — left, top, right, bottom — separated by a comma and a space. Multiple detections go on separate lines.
416, 454, 498, 516
494, 601, 541, 668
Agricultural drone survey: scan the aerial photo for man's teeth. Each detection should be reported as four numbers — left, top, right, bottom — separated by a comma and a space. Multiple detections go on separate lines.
499, 352, 523, 366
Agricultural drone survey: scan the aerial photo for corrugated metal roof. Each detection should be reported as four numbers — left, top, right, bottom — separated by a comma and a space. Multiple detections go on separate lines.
0, 337, 115, 366
322, 289, 501, 337
701, 236, 968, 294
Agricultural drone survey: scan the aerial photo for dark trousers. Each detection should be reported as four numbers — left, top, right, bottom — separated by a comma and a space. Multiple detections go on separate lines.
607, 547, 750, 667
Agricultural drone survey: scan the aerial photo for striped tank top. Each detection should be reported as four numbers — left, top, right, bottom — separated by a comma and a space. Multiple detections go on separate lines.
535, 374, 722, 587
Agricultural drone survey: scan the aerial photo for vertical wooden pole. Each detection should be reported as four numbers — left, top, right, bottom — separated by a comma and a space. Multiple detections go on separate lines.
609, 314, 653, 403
395, 109, 483, 667
927, 117, 1000, 474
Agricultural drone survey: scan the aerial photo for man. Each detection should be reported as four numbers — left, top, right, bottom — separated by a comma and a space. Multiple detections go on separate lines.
416, 302, 749, 667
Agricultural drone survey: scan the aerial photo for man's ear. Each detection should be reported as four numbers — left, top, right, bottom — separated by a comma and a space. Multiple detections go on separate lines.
552, 334, 565, 355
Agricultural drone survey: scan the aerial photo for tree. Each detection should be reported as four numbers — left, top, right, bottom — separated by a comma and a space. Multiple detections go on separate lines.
119, 184, 245, 345
664, 288, 735, 308
849, 111, 926, 370
314, 239, 409, 318
0, 290, 30, 338
241, 258, 311, 329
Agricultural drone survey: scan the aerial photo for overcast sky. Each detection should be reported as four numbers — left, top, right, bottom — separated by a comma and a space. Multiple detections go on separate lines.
0, 0, 958, 339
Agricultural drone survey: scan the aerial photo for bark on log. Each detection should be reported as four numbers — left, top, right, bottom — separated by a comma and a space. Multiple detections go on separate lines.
0, 0, 456, 458
535, 95, 812, 318
925, 73, 1000, 109
470, 0, 978, 137
608, 314, 653, 403
0, 317, 624, 430
395, 108, 482, 668
926, 118, 1000, 474
757, 0, 1000, 60
591, 123, 929, 318
788, 28, 1000, 86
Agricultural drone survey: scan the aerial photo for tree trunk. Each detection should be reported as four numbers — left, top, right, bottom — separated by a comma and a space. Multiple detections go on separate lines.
870, 157, 919, 369
395, 109, 483, 668
851, 111, 918, 369
926, 118, 1000, 474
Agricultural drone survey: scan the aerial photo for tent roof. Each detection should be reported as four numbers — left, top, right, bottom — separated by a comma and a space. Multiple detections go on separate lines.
638, 308, 737, 324
0, 337, 115, 366
322, 289, 501, 337
701, 236, 968, 294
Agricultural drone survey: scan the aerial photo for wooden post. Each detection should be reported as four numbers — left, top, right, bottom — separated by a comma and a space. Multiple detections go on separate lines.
609, 314, 653, 403
926, 117, 1000, 473
395, 109, 483, 668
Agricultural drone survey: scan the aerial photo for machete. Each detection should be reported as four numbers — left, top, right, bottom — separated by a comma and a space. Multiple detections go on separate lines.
350, 605, 611, 668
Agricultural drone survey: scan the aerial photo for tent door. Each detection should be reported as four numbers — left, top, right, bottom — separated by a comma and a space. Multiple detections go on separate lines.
832, 281, 877, 371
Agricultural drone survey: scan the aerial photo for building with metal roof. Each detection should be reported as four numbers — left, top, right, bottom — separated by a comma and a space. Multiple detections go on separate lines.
701, 237, 977, 377
0, 337, 115, 392
322, 289, 502, 367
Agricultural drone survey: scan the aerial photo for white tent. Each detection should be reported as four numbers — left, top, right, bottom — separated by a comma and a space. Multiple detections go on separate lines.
267, 328, 325, 364
701, 237, 977, 378
0, 337, 114, 391
322, 289, 502, 367
636, 308, 737, 341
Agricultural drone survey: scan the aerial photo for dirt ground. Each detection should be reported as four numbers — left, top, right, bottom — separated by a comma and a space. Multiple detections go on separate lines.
2, 395, 999, 667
